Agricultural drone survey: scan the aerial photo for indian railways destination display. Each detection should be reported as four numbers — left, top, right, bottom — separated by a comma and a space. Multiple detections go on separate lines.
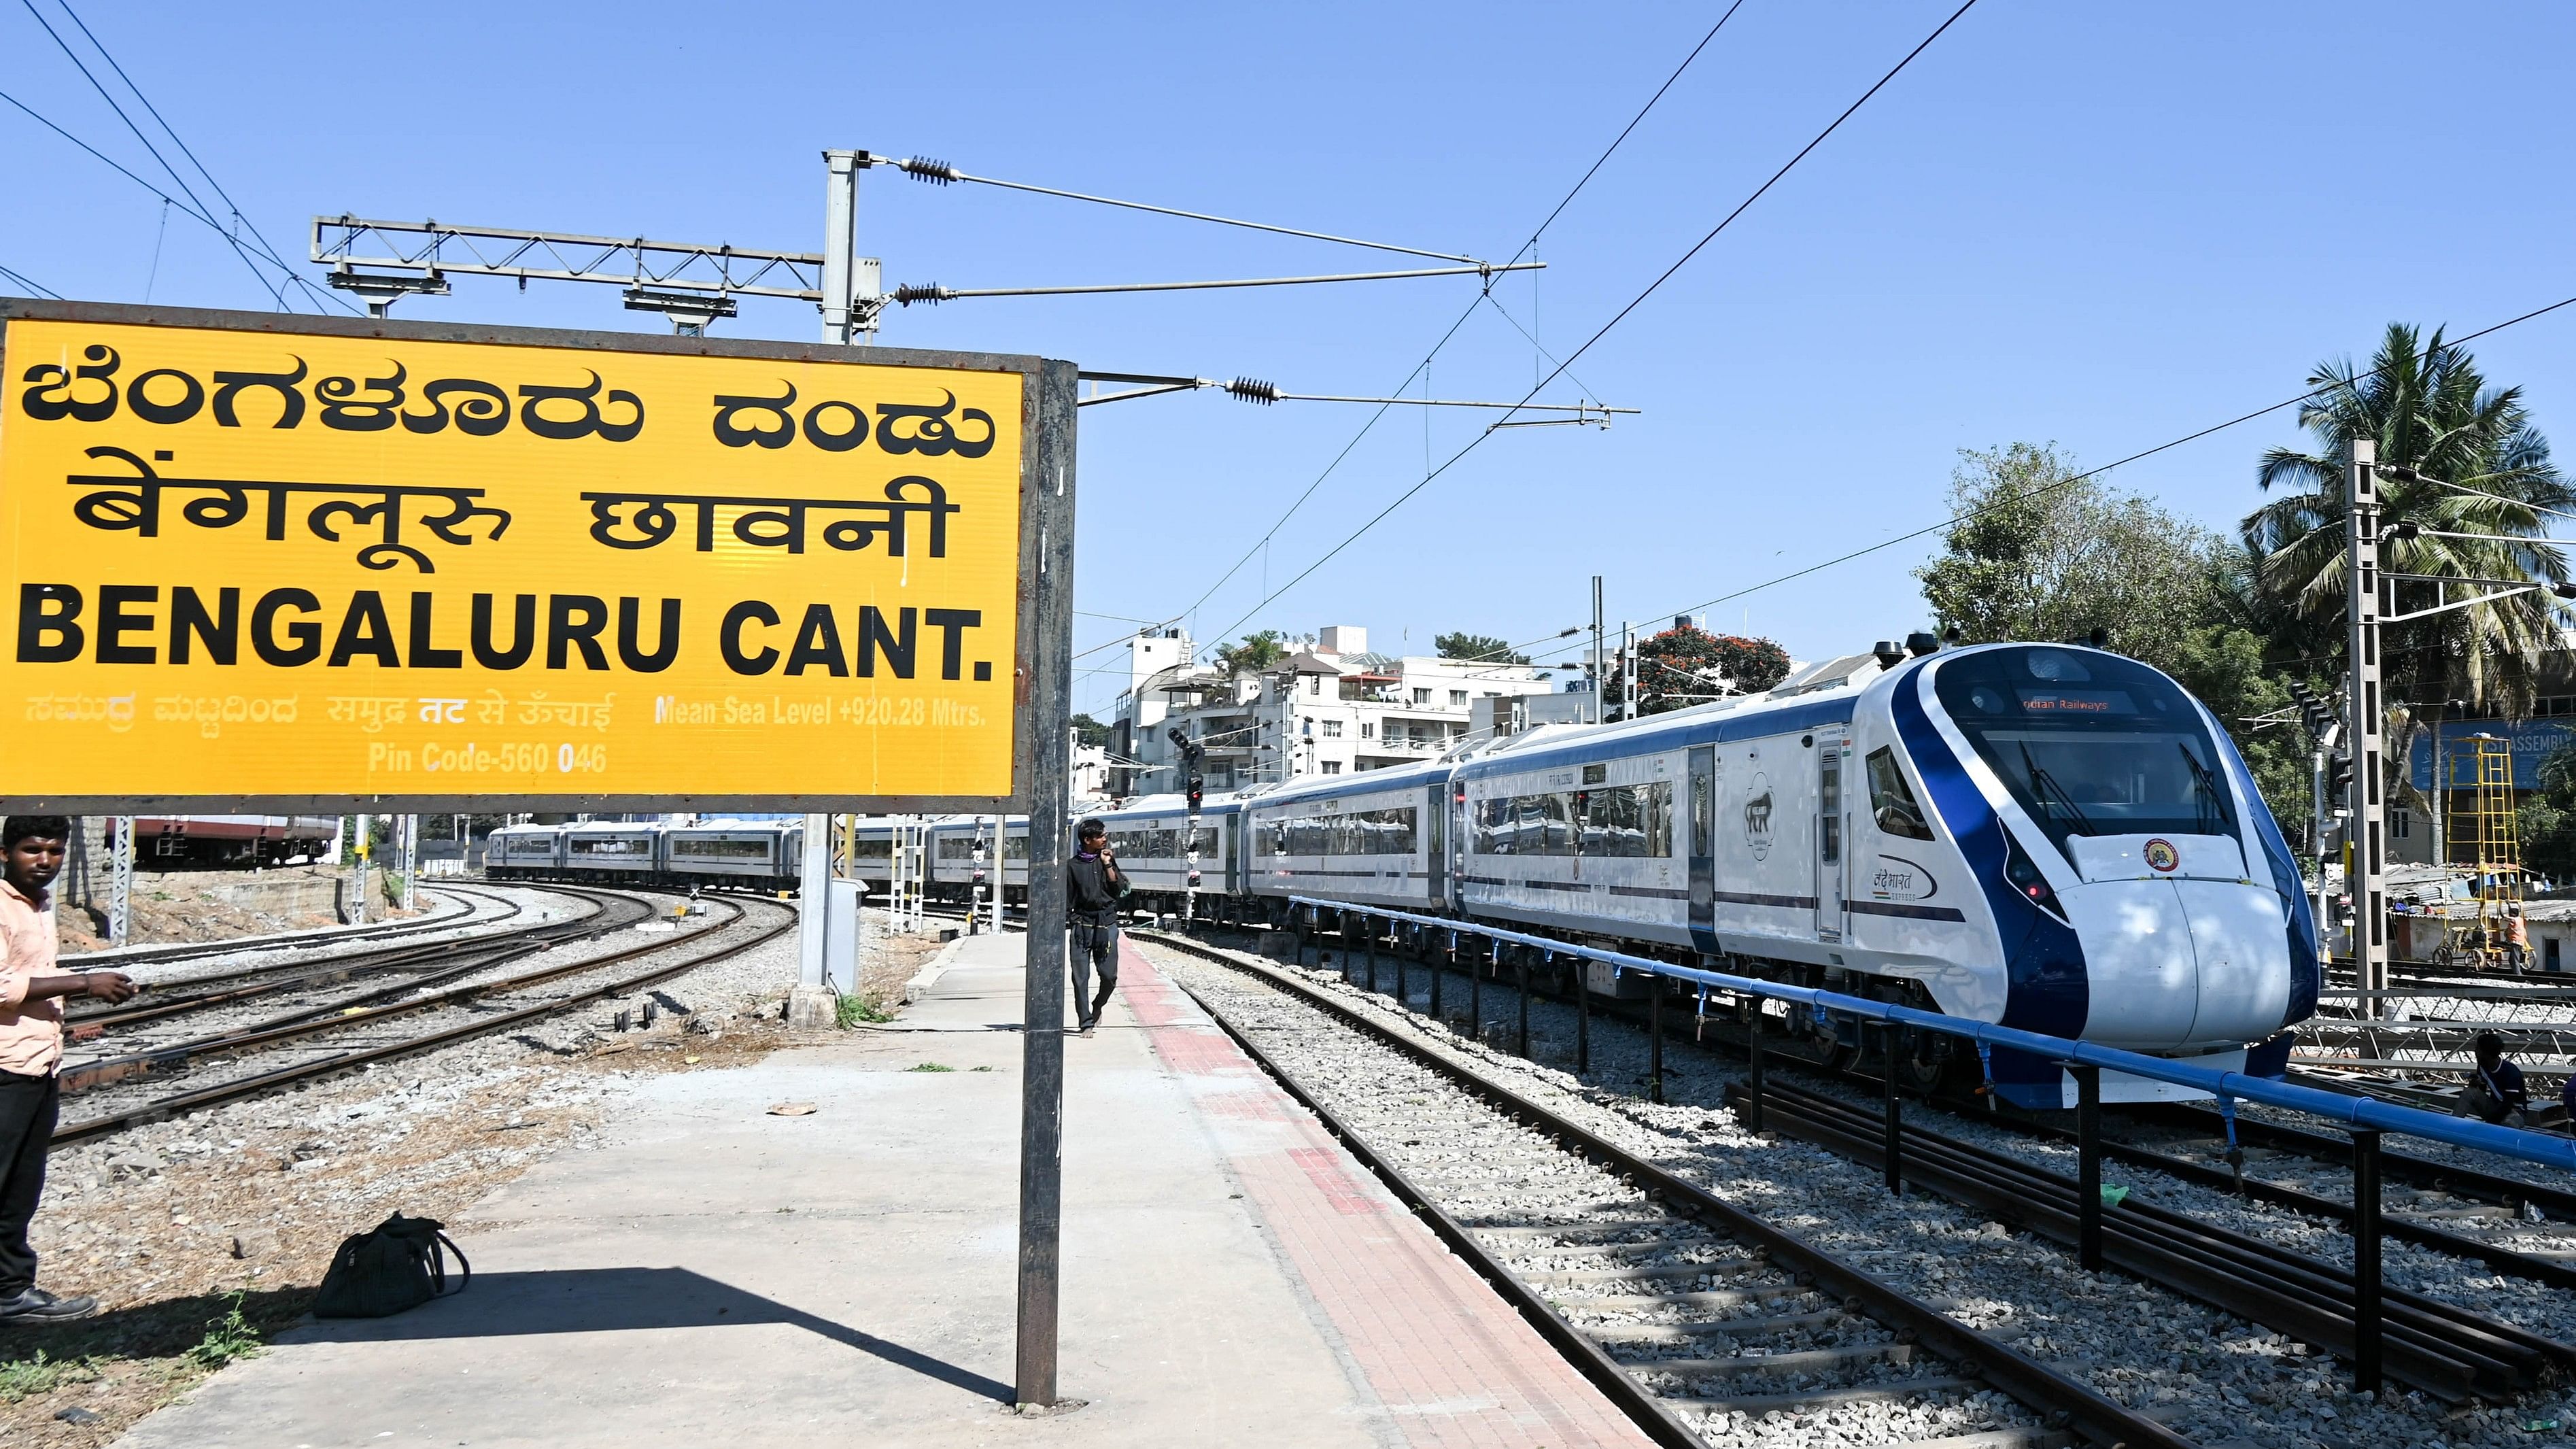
0, 303, 1042, 810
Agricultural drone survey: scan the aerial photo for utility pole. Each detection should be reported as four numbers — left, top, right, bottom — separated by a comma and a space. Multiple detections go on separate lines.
1169, 726, 1207, 925
1621, 620, 1636, 722
107, 815, 133, 944
2346, 438, 2388, 1015
1590, 576, 1605, 726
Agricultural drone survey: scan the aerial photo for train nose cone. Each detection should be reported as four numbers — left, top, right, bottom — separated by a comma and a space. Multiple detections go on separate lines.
2171, 879, 2293, 1046
2058, 878, 2292, 1050
2058, 881, 2195, 1048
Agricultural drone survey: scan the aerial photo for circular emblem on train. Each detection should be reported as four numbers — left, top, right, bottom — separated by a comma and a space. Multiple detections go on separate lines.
2144, 838, 2180, 873
1743, 772, 1774, 862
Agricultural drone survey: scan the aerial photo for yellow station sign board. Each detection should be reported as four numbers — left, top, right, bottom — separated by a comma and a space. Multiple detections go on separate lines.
0, 303, 1054, 809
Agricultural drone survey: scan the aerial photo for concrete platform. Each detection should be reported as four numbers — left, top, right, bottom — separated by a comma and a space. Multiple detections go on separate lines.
116, 932, 1656, 1449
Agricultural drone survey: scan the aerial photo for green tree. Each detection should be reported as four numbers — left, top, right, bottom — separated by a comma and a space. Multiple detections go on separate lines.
1435, 632, 1526, 664
1069, 713, 1110, 748
1605, 625, 1791, 715
1917, 444, 2324, 849
2241, 322, 2571, 714
1214, 630, 1288, 677
1918, 443, 2220, 659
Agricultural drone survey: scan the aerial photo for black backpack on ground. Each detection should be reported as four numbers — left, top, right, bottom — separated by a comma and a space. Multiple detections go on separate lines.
312, 1212, 470, 1319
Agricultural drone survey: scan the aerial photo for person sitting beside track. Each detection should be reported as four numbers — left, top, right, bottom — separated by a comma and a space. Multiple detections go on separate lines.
1065, 819, 1129, 1038
2460, 1031, 2532, 1128
0, 817, 137, 1323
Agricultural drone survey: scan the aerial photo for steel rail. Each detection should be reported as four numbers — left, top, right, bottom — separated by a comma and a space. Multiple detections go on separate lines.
52, 896, 793, 1146
1291, 897, 2576, 1173
61, 883, 497, 970
2134, 1103, 2576, 1221
1741, 1078, 2560, 1402
1139, 929, 2188, 1449
1934, 1090, 2576, 1293
65, 885, 587, 1027
59, 891, 668, 1095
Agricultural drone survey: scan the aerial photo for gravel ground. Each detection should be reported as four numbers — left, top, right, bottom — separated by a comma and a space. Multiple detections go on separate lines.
1146, 936, 2576, 1449
0, 896, 955, 1448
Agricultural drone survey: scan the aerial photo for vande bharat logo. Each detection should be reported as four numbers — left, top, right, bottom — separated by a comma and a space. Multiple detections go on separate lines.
2144, 838, 2180, 874
1743, 772, 1774, 862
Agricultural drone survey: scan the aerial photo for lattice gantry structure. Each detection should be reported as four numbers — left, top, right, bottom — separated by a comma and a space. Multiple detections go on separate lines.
2442, 734, 2527, 970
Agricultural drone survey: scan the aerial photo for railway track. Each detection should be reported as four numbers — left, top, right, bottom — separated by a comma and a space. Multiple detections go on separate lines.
1736, 1076, 2573, 1403
1158, 914, 2576, 1408
1137, 928, 2182, 1449
51, 889, 794, 1146
61, 884, 565, 1035
60, 883, 504, 968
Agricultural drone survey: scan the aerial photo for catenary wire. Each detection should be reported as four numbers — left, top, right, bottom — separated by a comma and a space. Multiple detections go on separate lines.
0, 85, 315, 305
1436, 289, 2576, 674
1203, 0, 1982, 649
45, 0, 356, 314
16, 0, 295, 311
1166, 2, 1752, 644
0, 262, 65, 299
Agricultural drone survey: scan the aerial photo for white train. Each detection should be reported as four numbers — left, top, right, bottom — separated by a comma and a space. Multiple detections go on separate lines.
1076, 642, 2316, 1110
485, 819, 803, 891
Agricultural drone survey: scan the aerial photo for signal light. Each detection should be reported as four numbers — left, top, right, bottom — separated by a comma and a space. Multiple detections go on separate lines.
2326, 751, 2354, 798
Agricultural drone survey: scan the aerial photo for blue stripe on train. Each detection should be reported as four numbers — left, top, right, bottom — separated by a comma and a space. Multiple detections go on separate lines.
1886, 661, 2089, 1063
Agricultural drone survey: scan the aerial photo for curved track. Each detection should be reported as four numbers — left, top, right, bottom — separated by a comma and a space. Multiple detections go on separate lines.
52, 889, 794, 1146
60, 883, 509, 968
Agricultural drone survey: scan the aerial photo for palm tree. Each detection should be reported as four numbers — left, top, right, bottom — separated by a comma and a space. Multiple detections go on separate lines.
2240, 322, 2572, 713
1214, 630, 1288, 678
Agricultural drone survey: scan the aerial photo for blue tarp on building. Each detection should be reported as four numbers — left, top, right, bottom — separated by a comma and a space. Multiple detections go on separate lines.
2407, 717, 2576, 789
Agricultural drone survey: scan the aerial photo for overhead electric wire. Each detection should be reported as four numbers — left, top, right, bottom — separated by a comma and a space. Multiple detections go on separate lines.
0, 262, 65, 299
894, 156, 1489, 266
1169, 1, 1753, 641
0, 84, 315, 309
1636, 289, 2576, 629
1205, 0, 1982, 649
44, 0, 354, 314
15, 0, 298, 311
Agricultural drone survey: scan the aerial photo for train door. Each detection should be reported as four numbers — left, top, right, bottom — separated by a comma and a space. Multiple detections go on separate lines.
1688, 746, 1717, 952
1815, 728, 1849, 941
1425, 782, 1447, 904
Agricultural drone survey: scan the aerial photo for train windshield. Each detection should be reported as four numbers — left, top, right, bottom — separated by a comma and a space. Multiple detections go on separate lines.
1932, 647, 2238, 855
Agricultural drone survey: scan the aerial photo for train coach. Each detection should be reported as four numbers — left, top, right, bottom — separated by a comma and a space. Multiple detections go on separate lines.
131, 815, 339, 868
482, 819, 801, 891
1200, 640, 2316, 1112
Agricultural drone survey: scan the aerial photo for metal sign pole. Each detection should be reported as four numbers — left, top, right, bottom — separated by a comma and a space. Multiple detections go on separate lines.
1014, 359, 1079, 1410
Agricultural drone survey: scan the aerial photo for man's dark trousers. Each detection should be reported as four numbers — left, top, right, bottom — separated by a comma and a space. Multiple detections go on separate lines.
1070, 919, 1119, 1027
0, 1071, 58, 1294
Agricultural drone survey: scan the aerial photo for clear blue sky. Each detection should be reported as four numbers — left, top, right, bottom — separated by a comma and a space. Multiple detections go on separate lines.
6, 1, 2572, 718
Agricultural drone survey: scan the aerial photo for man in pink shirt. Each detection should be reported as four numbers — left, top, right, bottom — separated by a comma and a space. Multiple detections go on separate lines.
0, 817, 136, 1323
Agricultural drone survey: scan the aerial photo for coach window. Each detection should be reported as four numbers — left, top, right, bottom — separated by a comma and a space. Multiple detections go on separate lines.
1866, 747, 1936, 840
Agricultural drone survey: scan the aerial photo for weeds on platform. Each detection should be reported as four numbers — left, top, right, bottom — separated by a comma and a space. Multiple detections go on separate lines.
837, 993, 893, 1029
0, 1350, 98, 1401
185, 1293, 262, 1370
908, 1062, 955, 1073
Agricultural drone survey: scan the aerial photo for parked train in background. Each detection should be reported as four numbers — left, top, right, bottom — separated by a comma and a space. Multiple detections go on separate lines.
485, 819, 804, 891
128, 816, 341, 868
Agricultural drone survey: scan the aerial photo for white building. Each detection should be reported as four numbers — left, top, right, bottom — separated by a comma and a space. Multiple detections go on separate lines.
1107, 624, 1557, 798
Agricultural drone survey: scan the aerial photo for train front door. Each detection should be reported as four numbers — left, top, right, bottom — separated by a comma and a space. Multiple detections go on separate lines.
1688, 746, 1717, 952
1815, 728, 1849, 942
1425, 783, 1448, 904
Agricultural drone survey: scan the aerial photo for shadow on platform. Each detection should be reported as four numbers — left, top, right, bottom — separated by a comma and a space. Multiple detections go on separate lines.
293, 1267, 1011, 1402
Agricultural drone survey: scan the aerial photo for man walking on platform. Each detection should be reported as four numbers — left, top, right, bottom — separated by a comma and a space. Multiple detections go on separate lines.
0, 817, 137, 1323
1065, 818, 1127, 1036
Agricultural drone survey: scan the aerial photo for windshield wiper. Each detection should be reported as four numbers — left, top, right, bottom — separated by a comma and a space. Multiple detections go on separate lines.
2019, 742, 2095, 836
2179, 743, 2228, 834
